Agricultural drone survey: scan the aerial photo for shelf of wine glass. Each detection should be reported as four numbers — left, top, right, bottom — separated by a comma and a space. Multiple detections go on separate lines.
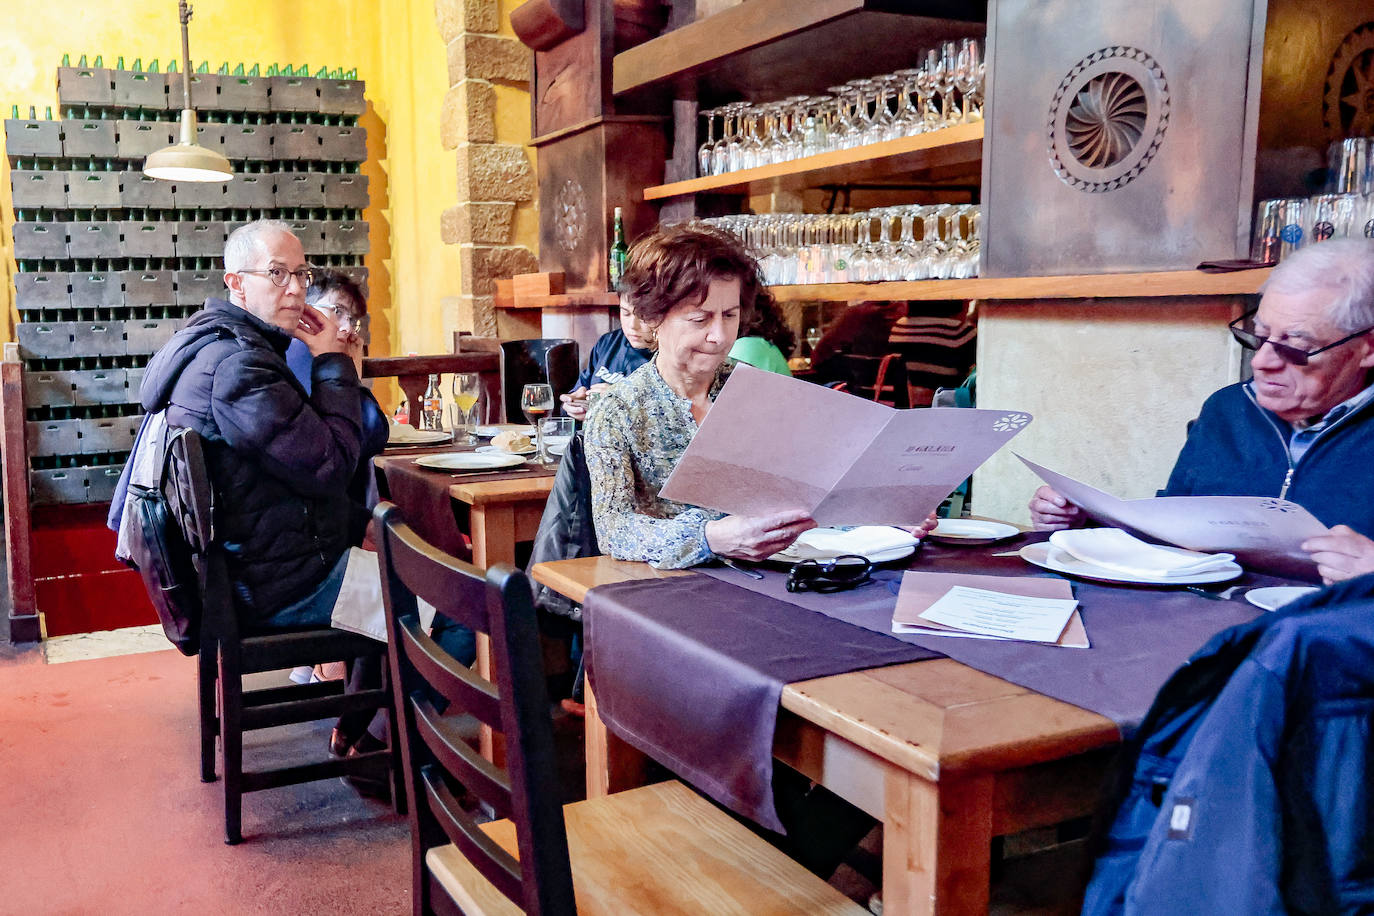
767, 268, 1273, 302
643, 122, 983, 201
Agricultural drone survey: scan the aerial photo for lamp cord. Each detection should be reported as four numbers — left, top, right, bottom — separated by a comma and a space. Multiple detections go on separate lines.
178, 0, 194, 111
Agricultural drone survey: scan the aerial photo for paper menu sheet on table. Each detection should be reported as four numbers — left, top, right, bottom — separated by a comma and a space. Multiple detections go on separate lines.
658, 364, 1032, 526
892, 571, 1088, 647
1017, 454, 1328, 575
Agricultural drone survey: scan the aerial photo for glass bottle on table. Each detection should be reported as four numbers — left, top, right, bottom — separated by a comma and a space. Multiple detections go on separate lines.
420, 374, 444, 431
451, 372, 481, 444
521, 383, 555, 464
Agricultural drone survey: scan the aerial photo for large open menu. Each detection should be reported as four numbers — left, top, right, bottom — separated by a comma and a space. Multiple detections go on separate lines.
1018, 454, 1328, 575
658, 364, 1032, 525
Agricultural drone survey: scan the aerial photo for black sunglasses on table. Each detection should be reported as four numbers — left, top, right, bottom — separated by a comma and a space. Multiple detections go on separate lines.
1228, 308, 1374, 367
785, 555, 874, 594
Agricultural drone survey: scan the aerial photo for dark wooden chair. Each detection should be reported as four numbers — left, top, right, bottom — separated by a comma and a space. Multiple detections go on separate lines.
375, 500, 866, 916
498, 339, 579, 423
830, 352, 911, 408
165, 428, 404, 844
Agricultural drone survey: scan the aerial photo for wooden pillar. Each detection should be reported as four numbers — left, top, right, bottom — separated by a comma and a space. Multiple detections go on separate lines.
3, 345, 40, 642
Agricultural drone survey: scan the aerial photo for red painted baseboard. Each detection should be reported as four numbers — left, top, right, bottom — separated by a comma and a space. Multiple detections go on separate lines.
37, 568, 159, 638
31, 504, 159, 637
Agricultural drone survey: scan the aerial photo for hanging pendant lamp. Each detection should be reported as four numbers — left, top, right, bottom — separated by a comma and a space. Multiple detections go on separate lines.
143, 0, 233, 182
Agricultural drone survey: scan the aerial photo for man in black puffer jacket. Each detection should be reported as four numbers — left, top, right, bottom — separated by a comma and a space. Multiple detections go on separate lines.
141, 219, 364, 628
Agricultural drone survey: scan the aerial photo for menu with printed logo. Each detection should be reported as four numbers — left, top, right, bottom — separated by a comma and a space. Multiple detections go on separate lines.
1018, 454, 1328, 575
659, 364, 1031, 525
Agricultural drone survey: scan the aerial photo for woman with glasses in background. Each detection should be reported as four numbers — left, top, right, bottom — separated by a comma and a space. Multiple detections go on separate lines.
285, 269, 389, 482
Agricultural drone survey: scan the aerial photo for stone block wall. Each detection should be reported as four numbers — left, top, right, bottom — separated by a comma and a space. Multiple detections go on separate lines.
435, 0, 537, 338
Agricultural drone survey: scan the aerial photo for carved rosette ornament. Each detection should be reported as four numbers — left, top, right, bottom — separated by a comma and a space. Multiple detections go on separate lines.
1047, 46, 1170, 193
1324, 22, 1374, 139
554, 177, 588, 252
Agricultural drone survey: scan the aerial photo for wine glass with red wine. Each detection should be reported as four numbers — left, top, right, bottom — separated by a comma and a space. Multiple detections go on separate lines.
521, 383, 555, 464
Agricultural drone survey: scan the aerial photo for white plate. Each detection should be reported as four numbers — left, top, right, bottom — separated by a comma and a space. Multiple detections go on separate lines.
1019, 542, 1243, 586
415, 453, 527, 472
769, 527, 919, 565
929, 518, 1020, 545
473, 424, 535, 438
548, 442, 567, 457
1245, 585, 1320, 612
476, 443, 537, 456
387, 426, 451, 446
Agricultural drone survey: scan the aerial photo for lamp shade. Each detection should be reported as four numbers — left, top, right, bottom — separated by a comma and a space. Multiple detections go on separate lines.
143, 109, 233, 182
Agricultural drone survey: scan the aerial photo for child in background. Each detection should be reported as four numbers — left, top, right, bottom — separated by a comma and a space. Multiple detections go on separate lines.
559, 297, 655, 420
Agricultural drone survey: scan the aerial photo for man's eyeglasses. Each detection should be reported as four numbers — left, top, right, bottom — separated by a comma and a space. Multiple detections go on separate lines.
314, 302, 363, 334
785, 555, 874, 594
1229, 309, 1374, 367
238, 266, 314, 289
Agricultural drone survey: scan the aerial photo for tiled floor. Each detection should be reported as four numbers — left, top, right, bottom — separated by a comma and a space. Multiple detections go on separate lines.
41, 623, 170, 664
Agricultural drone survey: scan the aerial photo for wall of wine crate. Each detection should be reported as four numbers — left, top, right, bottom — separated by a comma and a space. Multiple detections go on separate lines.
6, 61, 371, 507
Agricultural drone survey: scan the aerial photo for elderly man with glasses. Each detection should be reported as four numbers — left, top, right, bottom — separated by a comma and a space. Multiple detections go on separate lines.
136, 218, 368, 627
1031, 238, 1374, 583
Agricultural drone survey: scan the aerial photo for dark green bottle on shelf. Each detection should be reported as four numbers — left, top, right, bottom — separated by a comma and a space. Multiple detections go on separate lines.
609, 207, 628, 290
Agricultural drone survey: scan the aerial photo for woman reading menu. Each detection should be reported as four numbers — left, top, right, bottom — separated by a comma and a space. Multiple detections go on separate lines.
583, 224, 819, 568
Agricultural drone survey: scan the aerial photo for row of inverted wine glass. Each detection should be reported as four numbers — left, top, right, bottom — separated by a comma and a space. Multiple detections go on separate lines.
702, 205, 981, 285
697, 38, 985, 177
1252, 194, 1374, 264
1325, 137, 1373, 196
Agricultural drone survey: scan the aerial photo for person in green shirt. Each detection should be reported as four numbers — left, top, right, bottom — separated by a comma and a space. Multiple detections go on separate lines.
728, 290, 795, 375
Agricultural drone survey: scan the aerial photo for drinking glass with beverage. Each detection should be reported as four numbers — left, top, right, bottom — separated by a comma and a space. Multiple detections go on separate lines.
521, 383, 555, 463
451, 372, 481, 444
541, 416, 575, 459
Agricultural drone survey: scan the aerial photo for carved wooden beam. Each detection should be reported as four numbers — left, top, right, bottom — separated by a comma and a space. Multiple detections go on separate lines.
512, 0, 586, 51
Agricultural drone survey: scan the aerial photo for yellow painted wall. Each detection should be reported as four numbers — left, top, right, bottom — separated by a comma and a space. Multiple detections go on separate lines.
1, 0, 538, 415
372, 0, 460, 360
0, 0, 464, 377
496, 0, 540, 258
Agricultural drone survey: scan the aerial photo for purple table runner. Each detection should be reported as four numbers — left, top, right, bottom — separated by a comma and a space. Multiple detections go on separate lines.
584, 574, 940, 833
698, 534, 1292, 732
586, 533, 1300, 834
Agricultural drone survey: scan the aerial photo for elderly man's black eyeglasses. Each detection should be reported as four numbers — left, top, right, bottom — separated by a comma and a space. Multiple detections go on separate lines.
238, 266, 314, 288
785, 555, 874, 594
1228, 309, 1374, 367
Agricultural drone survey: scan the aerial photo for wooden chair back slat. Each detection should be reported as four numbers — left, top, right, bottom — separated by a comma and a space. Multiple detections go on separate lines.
419, 764, 526, 904
397, 613, 501, 727
413, 694, 514, 821
386, 514, 491, 634
376, 501, 577, 916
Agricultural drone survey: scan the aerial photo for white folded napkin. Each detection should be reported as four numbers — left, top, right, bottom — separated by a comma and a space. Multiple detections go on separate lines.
789, 526, 919, 559
330, 547, 436, 642
1049, 528, 1235, 577
388, 423, 446, 444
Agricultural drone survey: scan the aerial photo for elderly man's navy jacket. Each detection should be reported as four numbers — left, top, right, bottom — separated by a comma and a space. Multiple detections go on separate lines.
1162, 381, 1374, 533
1082, 574, 1374, 915
138, 298, 364, 623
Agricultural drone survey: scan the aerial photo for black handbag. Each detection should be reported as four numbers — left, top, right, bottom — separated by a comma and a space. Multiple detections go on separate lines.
124, 425, 202, 655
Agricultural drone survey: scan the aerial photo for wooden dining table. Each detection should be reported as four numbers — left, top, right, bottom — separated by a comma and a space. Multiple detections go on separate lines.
531, 555, 1123, 916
